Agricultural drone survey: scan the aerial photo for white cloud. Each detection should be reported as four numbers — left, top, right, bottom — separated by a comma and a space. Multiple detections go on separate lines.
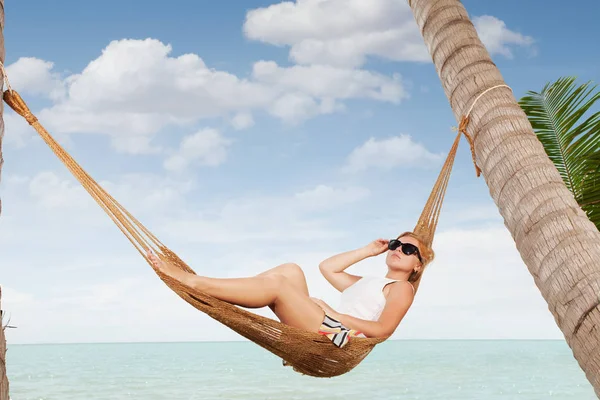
251, 61, 405, 122
244, 0, 535, 67
473, 15, 535, 58
342, 134, 444, 173
0, 169, 196, 280
444, 204, 503, 225
2, 112, 38, 148
5, 39, 406, 153
5, 170, 193, 222
1, 272, 226, 344
48, 39, 272, 123
267, 92, 342, 123
230, 112, 255, 130
294, 184, 370, 211
252, 61, 405, 103
5, 57, 66, 101
163, 128, 233, 172
4, 174, 30, 185
110, 134, 163, 155
161, 183, 371, 244
28, 171, 92, 210
101, 172, 194, 214
244, 0, 428, 67
1, 287, 35, 307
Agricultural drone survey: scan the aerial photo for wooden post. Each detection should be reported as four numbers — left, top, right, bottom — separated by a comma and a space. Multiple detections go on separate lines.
0, 1, 8, 398
0, 287, 9, 400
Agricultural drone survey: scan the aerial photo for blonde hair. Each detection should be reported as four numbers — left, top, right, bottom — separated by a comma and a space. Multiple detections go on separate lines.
396, 231, 435, 286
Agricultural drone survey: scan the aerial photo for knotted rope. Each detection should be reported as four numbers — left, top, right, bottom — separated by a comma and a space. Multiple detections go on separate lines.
456, 84, 513, 177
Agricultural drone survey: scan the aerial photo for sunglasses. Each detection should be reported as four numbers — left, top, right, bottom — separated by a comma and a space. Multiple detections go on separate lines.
388, 239, 422, 262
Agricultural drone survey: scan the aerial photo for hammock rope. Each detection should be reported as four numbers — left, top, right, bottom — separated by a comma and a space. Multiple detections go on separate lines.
1, 60, 509, 376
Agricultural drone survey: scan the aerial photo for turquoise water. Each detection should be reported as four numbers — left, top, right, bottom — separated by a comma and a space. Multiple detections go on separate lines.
6, 340, 597, 399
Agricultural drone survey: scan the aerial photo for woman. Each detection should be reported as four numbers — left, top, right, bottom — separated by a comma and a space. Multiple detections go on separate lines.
147, 231, 434, 348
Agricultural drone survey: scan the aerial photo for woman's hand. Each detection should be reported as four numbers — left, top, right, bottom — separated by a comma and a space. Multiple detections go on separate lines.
364, 238, 389, 257
310, 297, 339, 318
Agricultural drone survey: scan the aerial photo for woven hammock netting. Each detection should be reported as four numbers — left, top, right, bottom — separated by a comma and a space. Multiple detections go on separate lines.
3, 85, 482, 377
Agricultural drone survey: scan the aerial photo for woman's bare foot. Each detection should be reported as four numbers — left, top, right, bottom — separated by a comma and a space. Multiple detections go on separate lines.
146, 249, 201, 290
147, 249, 178, 276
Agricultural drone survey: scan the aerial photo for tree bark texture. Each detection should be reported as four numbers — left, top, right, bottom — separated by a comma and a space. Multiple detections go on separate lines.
408, 0, 600, 396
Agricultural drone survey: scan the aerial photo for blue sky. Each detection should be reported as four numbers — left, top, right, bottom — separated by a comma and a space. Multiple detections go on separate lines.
1, 0, 598, 344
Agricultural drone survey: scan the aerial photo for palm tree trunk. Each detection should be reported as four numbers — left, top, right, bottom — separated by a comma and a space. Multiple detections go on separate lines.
407, 0, 600, 395
0, 0, 4, 216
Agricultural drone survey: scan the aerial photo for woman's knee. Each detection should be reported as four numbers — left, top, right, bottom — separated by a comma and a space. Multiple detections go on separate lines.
278, 263, 306, 280
262, 273, 287, 291
259, 263, 309, 297
262, 273, 295, 303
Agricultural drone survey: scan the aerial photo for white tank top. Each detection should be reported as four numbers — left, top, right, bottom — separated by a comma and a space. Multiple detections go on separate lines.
336, 276, 412, 321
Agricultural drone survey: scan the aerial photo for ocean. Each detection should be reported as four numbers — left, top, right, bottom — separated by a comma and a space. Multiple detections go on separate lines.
5, 340, 597, 399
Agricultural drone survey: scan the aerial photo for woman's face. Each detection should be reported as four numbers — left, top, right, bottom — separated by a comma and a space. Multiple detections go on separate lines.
385, 236, 422, 272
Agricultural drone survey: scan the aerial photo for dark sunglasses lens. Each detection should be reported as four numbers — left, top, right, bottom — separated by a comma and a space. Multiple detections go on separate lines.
402, 243, 418, 255
388, 239, 400, 250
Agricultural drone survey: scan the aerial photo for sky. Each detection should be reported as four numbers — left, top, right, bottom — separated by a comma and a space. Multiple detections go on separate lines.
1, 0, 599, 345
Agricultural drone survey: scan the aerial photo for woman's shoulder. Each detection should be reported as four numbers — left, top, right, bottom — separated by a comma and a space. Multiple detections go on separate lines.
383, 279, 415, 298
389, 280, 415, 295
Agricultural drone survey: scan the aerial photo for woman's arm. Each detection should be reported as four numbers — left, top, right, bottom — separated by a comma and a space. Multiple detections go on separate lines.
316, 282, 414, 338
319, 239, 389, 292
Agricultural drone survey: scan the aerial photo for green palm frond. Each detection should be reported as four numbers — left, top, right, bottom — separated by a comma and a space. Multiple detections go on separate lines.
519, 77, 600, 230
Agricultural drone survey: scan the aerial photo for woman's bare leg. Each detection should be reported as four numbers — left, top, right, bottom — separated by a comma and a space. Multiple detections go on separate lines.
148, 252, 325, 332
256, 263, 310, 296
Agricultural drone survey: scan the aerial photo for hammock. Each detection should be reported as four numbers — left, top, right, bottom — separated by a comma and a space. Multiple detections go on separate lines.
2, 83, 491, 377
